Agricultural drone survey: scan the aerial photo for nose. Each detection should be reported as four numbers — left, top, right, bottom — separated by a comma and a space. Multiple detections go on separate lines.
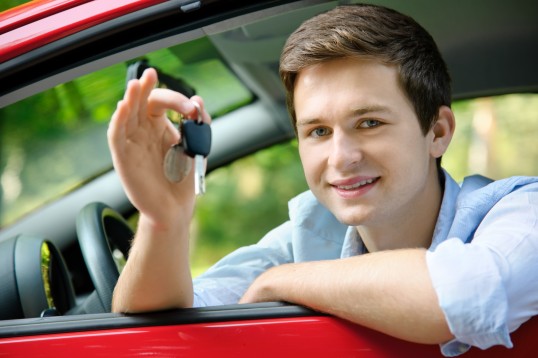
327, 129, 363, 171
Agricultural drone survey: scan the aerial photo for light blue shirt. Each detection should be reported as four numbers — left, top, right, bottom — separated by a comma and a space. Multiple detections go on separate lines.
193, 171, 538, 356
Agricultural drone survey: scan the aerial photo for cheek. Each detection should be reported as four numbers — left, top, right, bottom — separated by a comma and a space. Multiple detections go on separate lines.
298, 143, 320, 181
393, 136, 433, 178
364, 132, 428, 180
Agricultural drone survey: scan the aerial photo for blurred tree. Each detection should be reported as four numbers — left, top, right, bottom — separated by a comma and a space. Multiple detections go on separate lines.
444, 94, 538, 182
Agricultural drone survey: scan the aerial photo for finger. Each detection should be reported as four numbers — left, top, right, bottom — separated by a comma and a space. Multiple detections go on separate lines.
112, 80, 140, 136
108, 98, 140, 172
147, 88, 191, 118
189, 95, 212, 125
145, 89, 213, 126
108, 80, 141, 143
108, 99, 127, 148
137, 68, 158, 121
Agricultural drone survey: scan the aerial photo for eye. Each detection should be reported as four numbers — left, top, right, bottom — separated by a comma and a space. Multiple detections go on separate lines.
310, 127, 331, 138
359, 119, 381, 128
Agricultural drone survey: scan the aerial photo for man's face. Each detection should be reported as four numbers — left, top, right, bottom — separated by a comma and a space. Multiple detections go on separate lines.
295, 57, 441, 230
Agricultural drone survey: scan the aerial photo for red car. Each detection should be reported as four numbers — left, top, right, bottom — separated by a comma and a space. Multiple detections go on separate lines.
1, 0, 537, 356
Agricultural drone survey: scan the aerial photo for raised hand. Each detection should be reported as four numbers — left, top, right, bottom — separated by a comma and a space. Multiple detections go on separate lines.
108, 68, 211, 227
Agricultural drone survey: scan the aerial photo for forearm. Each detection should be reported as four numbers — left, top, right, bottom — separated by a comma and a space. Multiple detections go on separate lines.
112, 214, 193, 313
241, 248, 452, 344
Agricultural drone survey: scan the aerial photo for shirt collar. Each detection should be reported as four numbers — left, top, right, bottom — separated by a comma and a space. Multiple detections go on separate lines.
429, 169, 460, 250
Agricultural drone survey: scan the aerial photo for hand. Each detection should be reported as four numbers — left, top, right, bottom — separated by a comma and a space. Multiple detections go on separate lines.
108, 68, 211, 228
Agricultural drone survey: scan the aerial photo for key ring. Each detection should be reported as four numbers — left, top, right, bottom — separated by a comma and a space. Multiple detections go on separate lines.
191, 101, 203, 124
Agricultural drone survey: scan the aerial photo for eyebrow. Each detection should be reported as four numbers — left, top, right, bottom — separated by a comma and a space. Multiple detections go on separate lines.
352, 104, 392, 116
296, 104, 392, 127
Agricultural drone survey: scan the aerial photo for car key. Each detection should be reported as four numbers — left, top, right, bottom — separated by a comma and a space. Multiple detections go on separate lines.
163, 102, 210, 192
181, 102, 211, 195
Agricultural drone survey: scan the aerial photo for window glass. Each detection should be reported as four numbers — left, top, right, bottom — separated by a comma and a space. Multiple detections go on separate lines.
0, 38, 253, 227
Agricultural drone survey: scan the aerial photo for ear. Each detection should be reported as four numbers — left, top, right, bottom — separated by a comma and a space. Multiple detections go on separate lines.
429, 105, 455, 158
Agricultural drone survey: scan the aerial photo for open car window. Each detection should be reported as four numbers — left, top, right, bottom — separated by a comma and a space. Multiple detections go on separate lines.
0, 37, 253, 227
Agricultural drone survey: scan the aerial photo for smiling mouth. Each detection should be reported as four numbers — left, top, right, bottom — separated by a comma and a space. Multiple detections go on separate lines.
334, 177, 379, 190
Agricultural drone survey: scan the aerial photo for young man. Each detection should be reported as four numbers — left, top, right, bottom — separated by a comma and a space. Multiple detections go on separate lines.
109, 4, 538, 356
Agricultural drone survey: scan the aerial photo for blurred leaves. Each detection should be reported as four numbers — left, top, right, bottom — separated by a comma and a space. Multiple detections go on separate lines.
0, 63, 126, 225
444, 94, 538, 182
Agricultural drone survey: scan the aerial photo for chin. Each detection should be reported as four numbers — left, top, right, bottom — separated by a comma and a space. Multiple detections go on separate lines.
317, 196, 369, 226
332, 208, 372, 227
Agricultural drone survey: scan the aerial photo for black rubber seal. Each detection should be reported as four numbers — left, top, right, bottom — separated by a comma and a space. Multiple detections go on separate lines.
0, 302, 320, 339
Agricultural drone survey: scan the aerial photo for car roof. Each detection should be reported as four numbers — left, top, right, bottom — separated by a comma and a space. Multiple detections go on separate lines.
0, 0, 167, 62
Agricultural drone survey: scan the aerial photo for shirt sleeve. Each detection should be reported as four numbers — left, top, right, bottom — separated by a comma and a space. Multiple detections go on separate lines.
426, 186, 538, 356
192, 221, 294, 307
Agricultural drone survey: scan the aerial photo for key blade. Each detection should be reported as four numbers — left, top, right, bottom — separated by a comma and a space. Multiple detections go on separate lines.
194, 155, 206, 195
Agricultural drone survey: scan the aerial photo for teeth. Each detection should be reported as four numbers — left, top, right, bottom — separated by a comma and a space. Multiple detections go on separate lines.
338, 178, 375, 190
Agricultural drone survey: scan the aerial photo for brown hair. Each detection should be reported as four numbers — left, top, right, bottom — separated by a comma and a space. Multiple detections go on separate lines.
280, 4, 451, 136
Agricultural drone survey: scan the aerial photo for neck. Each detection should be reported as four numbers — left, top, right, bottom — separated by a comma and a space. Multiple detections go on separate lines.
358, 168, 444, 252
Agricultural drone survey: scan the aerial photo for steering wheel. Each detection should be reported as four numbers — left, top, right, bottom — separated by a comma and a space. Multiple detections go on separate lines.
76, 202, 133, 313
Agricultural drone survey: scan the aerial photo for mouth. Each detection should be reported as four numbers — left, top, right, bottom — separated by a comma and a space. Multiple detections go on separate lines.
335, 177, 378, 190
330, 176, 380, 197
